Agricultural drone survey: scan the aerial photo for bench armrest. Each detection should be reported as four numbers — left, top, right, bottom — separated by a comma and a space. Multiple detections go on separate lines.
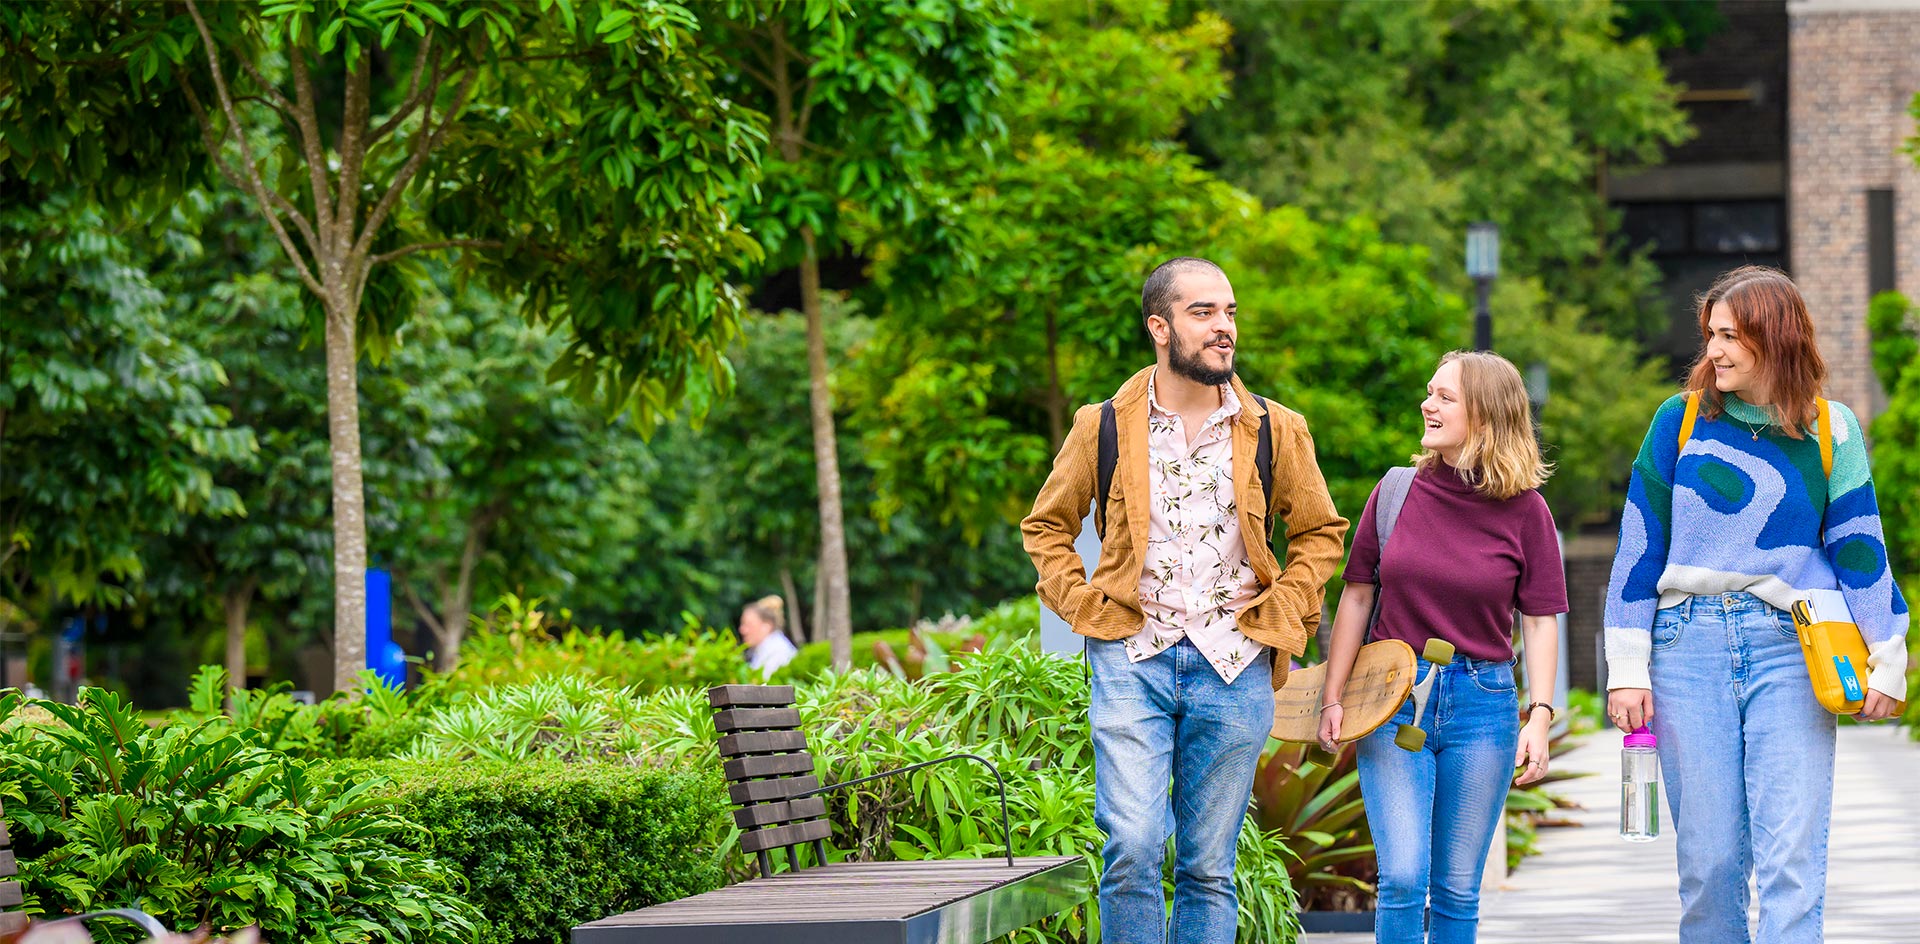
794, 752, 1015, 867
35, 907, 170, 940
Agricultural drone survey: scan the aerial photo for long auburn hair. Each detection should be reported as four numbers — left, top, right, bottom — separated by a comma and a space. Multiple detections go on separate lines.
1414, 350, 1552, 500
1686, 266, 1827, 437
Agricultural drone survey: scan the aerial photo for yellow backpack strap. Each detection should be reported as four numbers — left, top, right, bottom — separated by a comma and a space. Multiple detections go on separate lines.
1817, 397, 1833, 480
1677, 390, 1701, 453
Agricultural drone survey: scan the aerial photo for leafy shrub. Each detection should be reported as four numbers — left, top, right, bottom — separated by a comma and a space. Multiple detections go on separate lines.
405, 676, 714, 767
967, 596, 1043, 643
773, 595, 1040, 682
1252, 743, 1374, 912
172, 666, 430, 761
367, 759, 731, 944
0, 689, 479, 943
438, 594, 750, 695
775, 627, 982, 681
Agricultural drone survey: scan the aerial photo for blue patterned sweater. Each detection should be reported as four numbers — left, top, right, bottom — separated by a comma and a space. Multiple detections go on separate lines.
1603, 393, 1910, 697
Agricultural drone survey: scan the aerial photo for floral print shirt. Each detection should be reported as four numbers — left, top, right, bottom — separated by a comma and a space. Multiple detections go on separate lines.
1124, 371, 1266, 682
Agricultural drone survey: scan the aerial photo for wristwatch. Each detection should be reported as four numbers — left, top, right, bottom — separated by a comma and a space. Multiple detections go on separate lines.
1524, 701, 1556, 722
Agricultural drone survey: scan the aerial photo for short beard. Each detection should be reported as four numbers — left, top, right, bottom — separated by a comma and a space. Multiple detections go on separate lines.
1168, 329, 1235, 387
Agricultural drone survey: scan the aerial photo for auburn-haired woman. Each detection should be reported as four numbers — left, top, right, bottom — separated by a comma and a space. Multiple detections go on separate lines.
1603, 265, 1908, 943
1319, 350, 1567, 944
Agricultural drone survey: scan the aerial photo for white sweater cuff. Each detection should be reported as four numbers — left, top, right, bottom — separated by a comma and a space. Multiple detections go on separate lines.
1606, 626, 1653, 691
1867, 635, 1909, 702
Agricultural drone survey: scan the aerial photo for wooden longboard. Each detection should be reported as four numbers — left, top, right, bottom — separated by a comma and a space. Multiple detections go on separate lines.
1272, 639, 1416, 744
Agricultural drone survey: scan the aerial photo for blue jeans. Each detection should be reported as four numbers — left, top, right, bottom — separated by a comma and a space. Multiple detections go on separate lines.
1356, 657, 1519, 944
1649, 592, 1835, 944
1087, 636, 1274, 944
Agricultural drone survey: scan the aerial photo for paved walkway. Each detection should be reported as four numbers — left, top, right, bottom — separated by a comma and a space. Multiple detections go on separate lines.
1306, 723, 1920, 943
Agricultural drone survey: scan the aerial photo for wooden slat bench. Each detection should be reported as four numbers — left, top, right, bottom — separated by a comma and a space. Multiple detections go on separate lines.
574, 684, 1087, 944
1, 799, 23, 938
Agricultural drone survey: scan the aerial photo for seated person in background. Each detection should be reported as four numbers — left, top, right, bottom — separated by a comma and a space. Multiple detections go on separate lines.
739, 595, 798, 679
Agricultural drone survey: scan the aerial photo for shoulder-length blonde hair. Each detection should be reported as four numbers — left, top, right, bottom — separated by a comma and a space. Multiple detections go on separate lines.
1415, 350, 1553, 500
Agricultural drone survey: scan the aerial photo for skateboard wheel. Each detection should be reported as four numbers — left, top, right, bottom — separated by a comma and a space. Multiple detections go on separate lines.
1421, 639, 1456, 665
1306, 745, 1338, 767
1394, 724, 1427, 752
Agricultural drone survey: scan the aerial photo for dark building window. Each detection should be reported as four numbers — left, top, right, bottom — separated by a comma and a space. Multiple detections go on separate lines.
1868, 189, 1895, 297
1617, 199, 1787, 369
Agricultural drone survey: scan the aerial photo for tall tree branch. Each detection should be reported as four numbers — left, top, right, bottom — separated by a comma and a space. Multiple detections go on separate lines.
368, 35, 438, 145
183, 0, 325, 297
332, 48, 374, 251
235, 94, 296, 127
367, 239, 506, 269
797, 74, 818, 142
234, 52, 295, 116
352, 67, 477, 263
735, 57, 776, 93
176, 71, 325, 296
451, 499, 506, 628
177, 78, 320, 261
287, 46, 336, 255
400, 580, 446, 638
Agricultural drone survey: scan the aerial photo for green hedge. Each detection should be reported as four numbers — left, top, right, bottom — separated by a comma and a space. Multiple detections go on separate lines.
367, 759, 731, 944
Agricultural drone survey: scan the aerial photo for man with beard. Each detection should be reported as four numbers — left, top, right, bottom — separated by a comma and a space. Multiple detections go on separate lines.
1022, 257, 1348, 944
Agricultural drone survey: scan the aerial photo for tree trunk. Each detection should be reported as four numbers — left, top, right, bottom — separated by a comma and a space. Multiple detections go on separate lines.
768, 26, 851, 668
432, 597, 469, 673
325, 303, 369, 694
799, 227, 853, 669
430, 502, 499, 672
779, 563, 806, 645
223, 578, 256, 692
813, 547, 828, 649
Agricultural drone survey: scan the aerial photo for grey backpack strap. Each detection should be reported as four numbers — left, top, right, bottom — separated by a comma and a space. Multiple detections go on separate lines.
1364, 466, 1418, 640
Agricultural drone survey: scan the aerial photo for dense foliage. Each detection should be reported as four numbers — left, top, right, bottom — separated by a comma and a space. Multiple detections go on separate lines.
1186, 0, 1686, 525
0, 688, 478, 942
0, 0, 1709, 690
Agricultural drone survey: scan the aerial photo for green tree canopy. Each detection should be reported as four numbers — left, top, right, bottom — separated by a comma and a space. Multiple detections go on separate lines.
0, 187, 254, 614
2, 0, 767, 689
704, 0, 1026, 667
1181, 0, 1691, 525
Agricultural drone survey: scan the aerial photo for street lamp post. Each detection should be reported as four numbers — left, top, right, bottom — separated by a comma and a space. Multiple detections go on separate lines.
1466, 222, 1500, 351
1526, 359, 1550, 433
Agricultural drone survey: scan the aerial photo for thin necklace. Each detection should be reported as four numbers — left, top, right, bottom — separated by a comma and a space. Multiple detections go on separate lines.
1727, 412, 1771, 441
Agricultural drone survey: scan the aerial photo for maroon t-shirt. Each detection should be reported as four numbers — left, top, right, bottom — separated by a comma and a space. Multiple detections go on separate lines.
1341, 463, 1568, 662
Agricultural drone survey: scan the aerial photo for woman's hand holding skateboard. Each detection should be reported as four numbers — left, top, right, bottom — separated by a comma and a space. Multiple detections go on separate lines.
1317, 703, 1344, 754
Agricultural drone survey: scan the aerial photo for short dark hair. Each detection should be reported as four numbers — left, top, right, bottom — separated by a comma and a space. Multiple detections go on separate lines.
1140, 257, 1226, 336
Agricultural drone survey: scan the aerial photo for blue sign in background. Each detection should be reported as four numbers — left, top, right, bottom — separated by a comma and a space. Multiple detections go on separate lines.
365, 567, 407, 689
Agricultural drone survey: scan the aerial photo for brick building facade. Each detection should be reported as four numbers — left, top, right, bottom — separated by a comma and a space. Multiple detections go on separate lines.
1788, 0, 1920, 417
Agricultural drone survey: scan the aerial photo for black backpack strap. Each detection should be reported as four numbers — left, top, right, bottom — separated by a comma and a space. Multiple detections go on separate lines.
1253, 395, 1274, 536
1095, 399, 1117, 539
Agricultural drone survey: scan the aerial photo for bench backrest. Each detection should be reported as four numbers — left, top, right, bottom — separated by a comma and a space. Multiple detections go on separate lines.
708, 685, 832, 876
1, 798, 25, 937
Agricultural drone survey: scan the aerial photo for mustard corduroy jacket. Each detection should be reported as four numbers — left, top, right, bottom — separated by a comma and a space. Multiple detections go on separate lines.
1021, 367, 1350, 688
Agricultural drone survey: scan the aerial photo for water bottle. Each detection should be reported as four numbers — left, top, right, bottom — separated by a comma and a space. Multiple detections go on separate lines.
1620, 726, 1661, 842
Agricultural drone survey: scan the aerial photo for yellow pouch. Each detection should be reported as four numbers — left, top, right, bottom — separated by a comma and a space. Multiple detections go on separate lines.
1794, 617, 1871, 715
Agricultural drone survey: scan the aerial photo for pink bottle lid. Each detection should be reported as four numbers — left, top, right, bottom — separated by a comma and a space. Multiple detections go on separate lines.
1623, 725, 1657, 749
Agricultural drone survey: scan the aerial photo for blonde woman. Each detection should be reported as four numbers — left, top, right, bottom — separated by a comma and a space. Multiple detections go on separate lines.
1317, 351, 1566, 944
739, 595, 797, 678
